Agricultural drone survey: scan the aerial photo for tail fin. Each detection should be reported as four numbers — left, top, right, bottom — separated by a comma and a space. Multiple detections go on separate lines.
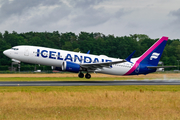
124, 36, 168, 75
137, 36, 168, 66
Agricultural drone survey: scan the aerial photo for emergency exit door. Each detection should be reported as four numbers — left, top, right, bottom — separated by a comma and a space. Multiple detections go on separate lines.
24, 47, 29, 56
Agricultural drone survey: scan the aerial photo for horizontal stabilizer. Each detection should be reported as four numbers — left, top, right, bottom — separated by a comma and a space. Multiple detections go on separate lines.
147, 66, 176, 69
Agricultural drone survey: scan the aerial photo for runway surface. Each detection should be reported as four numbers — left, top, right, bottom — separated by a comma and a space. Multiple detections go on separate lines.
0, 80, 180, 86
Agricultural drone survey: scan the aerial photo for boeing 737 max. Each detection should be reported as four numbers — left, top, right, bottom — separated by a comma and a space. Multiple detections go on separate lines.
3, 36, 173, 79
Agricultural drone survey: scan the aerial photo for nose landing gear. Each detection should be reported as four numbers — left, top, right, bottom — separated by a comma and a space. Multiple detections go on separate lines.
78, 72, 91, 79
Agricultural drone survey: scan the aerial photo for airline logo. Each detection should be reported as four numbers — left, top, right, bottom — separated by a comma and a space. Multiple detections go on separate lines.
150, 52, 160, 60
36, 49, 112, 63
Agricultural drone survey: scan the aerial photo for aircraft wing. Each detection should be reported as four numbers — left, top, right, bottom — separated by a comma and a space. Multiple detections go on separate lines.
80, 50, 135, 70
80, 59, 127, 70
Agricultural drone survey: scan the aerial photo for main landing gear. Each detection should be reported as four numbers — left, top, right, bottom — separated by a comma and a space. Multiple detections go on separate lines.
85, 73, 91, 79
78, 72, 91, 79
78, 72, 84, 78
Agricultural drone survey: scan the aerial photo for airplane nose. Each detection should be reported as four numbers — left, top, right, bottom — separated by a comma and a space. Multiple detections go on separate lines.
3, 50, 9, 56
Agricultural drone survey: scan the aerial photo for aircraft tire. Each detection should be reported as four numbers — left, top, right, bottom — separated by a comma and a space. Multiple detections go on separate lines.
85, 73, 91, 79
78, 72, 84, 78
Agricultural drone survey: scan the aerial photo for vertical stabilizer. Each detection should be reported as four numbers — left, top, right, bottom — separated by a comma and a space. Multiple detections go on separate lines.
125, 36, 168, 75
138, 36, 168, 66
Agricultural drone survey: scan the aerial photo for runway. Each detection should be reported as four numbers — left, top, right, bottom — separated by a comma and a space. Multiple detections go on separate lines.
0, 80, 180, 86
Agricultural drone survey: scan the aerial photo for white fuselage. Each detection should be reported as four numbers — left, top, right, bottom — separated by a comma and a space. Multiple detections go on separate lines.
3, 45, 137, 75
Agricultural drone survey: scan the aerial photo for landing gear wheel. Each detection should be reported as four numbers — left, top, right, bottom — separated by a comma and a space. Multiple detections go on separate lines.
78, 72, 84, 78
85, 73, 91, 79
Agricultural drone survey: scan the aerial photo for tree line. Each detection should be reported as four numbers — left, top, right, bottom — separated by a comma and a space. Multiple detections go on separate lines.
0, 31, 179, 71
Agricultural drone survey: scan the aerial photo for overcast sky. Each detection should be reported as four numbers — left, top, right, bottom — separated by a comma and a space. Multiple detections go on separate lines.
0, 0, 180, 39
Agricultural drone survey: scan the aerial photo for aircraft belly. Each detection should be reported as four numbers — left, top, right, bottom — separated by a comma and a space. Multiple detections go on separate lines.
96, 66, 130, 75
20, 56, 62, 67
33, 58, 62, 66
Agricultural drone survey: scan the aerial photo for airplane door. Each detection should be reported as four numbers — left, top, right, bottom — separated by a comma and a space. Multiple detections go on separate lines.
24, 47, 29, 56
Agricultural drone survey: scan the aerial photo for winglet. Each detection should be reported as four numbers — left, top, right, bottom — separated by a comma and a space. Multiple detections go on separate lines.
125, 50, 136, 63
87, 50, 90, 54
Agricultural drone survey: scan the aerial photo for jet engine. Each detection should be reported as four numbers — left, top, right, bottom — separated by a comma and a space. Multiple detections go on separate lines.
51, 66, 62, 71
62, 61, 81, 73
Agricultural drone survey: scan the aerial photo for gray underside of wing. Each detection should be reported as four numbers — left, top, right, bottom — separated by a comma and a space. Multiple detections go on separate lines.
80, 59, 127, 70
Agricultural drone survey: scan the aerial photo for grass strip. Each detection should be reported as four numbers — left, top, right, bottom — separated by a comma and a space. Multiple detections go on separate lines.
0, 87, 180, 120
0, 85, 180, 92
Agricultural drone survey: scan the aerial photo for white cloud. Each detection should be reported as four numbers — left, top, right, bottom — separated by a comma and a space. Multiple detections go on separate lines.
0, 0, 180, 39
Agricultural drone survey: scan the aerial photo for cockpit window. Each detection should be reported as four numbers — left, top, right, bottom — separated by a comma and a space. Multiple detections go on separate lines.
11, 48, 19, 50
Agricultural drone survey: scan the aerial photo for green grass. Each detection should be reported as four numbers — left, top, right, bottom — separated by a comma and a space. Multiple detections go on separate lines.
0, 85, 180, 92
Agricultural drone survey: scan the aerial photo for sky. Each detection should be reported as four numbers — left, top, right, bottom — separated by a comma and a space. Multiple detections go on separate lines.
0, 0, 180, 39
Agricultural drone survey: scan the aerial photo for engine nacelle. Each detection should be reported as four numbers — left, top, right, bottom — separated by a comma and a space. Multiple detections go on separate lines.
62, 61, 80, 73
51, 66, 62, 71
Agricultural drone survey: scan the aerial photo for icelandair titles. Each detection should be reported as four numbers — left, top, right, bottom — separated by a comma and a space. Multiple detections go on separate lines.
36, 49, 112, 63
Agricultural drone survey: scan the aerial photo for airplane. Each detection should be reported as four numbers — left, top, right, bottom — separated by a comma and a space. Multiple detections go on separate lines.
3, 36, 173, 79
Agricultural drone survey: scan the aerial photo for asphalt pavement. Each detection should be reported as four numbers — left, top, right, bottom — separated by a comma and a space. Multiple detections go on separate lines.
0, 80, 180, 86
